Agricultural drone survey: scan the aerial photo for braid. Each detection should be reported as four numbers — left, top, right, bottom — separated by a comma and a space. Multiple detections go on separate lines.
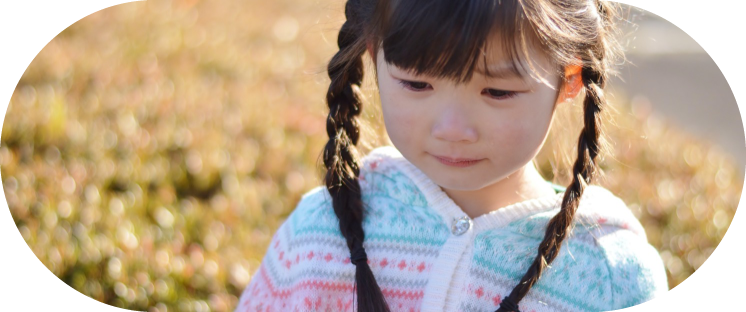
324, 0, 390, 311
496, 0, 617, 312
495, 3, 613, 309
495, 64, 606, 312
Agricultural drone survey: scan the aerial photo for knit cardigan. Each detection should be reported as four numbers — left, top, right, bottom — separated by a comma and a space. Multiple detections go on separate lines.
235, 146, 669, 312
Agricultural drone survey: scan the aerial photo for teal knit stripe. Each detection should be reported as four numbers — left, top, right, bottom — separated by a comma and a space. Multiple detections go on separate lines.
472, 254, 605, 311
292, 225, 448, 246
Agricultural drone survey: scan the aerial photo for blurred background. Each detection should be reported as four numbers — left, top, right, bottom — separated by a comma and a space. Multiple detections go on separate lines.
1, 0, 742, 311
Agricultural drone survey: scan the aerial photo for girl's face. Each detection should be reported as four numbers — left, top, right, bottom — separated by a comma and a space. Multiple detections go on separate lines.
375, 44, 563, 192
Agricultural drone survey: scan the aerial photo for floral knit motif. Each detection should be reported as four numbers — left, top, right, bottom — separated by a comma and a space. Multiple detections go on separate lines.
235, 146, 668, 312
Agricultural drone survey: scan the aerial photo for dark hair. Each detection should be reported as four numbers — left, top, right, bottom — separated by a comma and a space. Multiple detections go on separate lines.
322, 0, 622, 311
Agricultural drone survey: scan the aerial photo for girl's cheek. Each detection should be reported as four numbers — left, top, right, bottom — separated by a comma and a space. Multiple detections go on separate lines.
509, 113, 553, 155
380, 97, 402, 125
491, 119, 539, 150
381, 91, 420, 122
381, 104, 423, 147
493, 123, 526, 149
383, 106, 416, 137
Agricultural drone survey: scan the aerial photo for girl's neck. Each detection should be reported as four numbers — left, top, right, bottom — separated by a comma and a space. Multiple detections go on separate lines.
440, 162, 556, 219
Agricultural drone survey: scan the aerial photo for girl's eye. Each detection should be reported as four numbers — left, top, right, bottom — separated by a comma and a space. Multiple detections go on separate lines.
396, 79, 517, 100
482, 88, 518, 100
397, 80, 432, 91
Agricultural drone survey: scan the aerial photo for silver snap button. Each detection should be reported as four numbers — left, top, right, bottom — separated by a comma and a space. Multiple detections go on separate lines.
451, 216, 472, 236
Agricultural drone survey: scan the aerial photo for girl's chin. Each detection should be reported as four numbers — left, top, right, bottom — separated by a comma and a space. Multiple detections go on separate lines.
428, 175, 485, 192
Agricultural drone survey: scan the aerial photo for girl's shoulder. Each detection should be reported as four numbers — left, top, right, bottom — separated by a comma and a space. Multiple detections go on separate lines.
286, 145, 441, 240
572, 186, 670, 299
506, 184, 648, 240
291, 145, 428, 217
568, 191, 669, 309
494, 185, 669, 310
292, 146, 448, 238
358, 146, 432, 208
573, 185, 647, 237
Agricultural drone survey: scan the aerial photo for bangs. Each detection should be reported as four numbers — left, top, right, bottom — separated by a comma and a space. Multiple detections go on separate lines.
377, 0, 537, 84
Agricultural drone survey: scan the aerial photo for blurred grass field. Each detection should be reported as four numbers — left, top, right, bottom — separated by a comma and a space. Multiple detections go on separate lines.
2, 0, 742, 311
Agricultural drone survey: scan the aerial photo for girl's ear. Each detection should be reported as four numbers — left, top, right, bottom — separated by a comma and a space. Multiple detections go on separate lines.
558, 65, 582, 103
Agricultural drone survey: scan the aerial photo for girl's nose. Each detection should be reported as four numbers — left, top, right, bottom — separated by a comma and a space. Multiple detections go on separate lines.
431, 106, 478, 143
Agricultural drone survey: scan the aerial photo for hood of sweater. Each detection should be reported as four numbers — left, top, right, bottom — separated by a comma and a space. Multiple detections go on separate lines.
355, 145, 648, 242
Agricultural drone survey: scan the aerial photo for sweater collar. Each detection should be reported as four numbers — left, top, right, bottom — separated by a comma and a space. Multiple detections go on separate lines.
363, 145, 646, 238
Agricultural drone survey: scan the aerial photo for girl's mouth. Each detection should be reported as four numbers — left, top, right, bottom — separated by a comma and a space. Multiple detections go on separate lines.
432, 154, 484, 167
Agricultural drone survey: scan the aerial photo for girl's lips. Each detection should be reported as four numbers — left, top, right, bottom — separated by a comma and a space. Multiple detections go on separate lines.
432, 154, 484, 167
434, 155, 480, 162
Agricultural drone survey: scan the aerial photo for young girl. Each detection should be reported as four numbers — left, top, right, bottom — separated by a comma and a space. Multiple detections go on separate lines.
236, 0, 668, 311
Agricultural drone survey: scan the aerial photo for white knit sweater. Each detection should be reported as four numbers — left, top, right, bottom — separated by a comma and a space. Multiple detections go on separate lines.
235, 145, 669, 312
